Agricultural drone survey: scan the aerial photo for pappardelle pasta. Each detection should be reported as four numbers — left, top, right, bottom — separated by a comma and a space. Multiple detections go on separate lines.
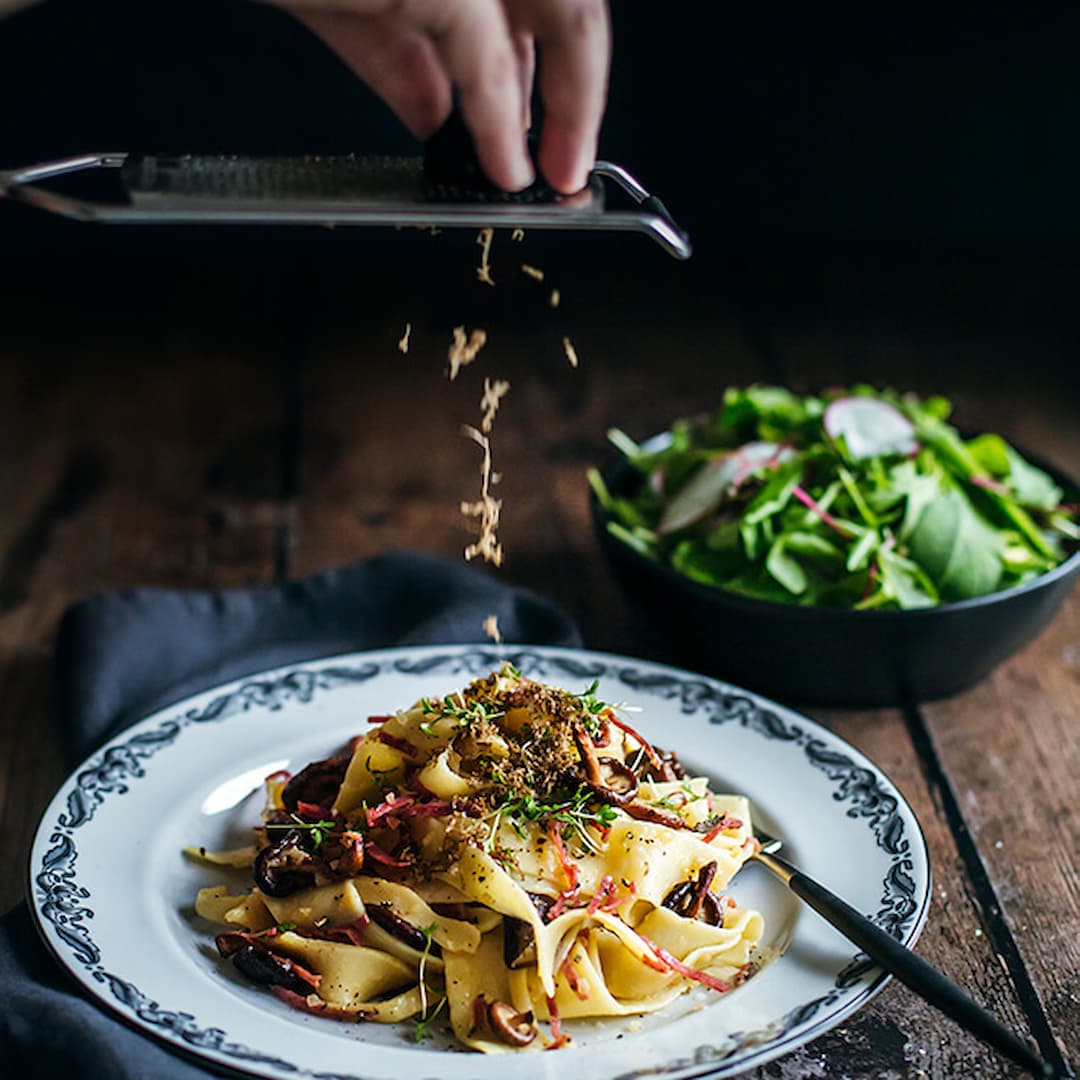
190, 665, 764, 1051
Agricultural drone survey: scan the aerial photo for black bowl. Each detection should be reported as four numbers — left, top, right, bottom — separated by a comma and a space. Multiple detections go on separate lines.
591, 438, 1080, 708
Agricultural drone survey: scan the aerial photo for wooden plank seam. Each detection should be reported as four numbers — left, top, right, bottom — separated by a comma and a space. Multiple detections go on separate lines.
901, 702, 1075, 1078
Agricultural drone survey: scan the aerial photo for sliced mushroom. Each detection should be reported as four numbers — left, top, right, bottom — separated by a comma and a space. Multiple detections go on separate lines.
232, 945, 314, 995
253, 832, 317, 897
657, 749, 685, 780
634, 747, 682, 782
662, 880, 694, 917
215, 931, 256, 958
588, 759, 638, 806
324, 830, 364, 878
486, 1000, 537, 1046
686, 861, 718, 918
366, 905, 433, 953
662, 862, 719, 921
572, 721, 603, 784
502, 918, 534, 969
573, 724, 638, 806
503, 894, 555, 968
624, 800, 688, 830
699, 891, 724, 926
281, 753, 350, 812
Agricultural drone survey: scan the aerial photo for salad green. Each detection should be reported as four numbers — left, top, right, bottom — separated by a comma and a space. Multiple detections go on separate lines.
589, 386, 1079, 610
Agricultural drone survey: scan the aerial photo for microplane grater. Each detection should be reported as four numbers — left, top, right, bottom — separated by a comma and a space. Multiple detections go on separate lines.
0, 152, 691, 259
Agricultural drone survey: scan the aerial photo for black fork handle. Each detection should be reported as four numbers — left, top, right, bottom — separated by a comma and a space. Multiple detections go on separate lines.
755, 850, 1061, 1078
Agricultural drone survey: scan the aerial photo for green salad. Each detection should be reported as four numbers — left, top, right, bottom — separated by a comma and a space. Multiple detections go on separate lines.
589, 386, 1079, 610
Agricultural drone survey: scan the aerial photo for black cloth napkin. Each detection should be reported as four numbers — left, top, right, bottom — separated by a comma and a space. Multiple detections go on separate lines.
0, 550, 580, 1079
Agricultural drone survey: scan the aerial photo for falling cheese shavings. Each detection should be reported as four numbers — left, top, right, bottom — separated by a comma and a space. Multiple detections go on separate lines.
479, 377, 511, 434
549, 289, 561, 308
447, 326, 488, 381
460, 425, 503, 566
476, 228, 495, 286
397, 323, 412, 354
483, 614, 503, 644
563, 336, 579, 368
511, 228, 525, 242
521, 264, 545, 282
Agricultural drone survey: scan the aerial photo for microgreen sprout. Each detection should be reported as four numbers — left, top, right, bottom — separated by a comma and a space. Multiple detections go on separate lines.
416, 921, 439, 1019
266, 814, 336, 848
571, 679, 609, 715
413, 995, 447, 1042
486, 787, 618, 855
420, 692, 504, 727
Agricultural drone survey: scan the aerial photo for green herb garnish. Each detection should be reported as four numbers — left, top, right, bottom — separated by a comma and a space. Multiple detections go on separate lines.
420, 692, 504, 727
265, 813, 336, 848
414, 921, 440, 1026
413, 995, 447, 1042
486, 787, 618, 855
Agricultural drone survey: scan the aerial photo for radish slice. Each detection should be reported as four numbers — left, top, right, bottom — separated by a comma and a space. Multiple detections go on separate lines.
658, 442, 792, 535
823, 398, 918, 460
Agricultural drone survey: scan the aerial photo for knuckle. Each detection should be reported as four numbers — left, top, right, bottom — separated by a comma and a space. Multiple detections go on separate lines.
571, 0, 606, 32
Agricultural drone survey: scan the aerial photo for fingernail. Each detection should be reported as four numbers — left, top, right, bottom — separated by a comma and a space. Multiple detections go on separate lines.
508, 143, 535, 191
568, 142, 596, 192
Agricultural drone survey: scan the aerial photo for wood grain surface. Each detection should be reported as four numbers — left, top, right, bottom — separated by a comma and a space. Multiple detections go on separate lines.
0, 242, 1076, 1078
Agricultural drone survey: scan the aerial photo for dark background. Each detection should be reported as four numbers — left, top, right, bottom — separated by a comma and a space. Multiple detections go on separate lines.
3, 1, 1080, 261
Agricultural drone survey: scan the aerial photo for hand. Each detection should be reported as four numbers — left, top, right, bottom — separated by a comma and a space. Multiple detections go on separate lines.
270, 0, 610, 194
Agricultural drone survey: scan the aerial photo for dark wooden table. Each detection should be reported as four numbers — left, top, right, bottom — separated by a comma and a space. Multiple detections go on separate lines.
1, 237, 1076, 1078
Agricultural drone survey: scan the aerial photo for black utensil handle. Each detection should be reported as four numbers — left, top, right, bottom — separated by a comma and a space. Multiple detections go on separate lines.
789, 869, 1054, 1078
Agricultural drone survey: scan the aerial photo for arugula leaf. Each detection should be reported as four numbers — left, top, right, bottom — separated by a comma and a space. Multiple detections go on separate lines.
671, 540, 734, 585
876, 548, 938, 609
783, 531, 843, 561
765, 537, 808, 595
906, 486, 1003, 599
743, 461, 802, 526
966, 433, 1012, 476
1003, 446, 1062, 511
845, 527, 879, 573
888, 461, 942, 540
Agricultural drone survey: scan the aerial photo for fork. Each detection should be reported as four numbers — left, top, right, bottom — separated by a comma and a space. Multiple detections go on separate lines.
751, 829, 1060, 1078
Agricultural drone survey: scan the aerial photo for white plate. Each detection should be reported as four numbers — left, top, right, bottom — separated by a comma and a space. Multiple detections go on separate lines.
29, 645, 930, 1080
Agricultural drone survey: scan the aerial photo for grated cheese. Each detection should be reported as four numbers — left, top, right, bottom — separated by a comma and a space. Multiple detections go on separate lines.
460, 425, 504, 566
476, 228, 495, 286
397, 322, 412, 354
521, 263, 544, 282
562, 336, 579, 368
549, 289, 561, 308
483, 614, 503, 644
447, 326, 487, 381
479, 376, 511, 434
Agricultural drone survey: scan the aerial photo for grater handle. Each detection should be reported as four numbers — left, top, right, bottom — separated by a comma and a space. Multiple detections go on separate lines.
1, 153, 128, 218
592, 161, 691, 258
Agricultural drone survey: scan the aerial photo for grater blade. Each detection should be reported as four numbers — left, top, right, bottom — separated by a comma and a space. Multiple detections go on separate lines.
0, 152, 691, 259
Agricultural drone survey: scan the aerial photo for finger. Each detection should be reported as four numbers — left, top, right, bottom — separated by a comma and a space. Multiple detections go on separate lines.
411, 0, 533, 190
510, 0, 610, 193
512, 29, 536, 130
291, 9, 452, 138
